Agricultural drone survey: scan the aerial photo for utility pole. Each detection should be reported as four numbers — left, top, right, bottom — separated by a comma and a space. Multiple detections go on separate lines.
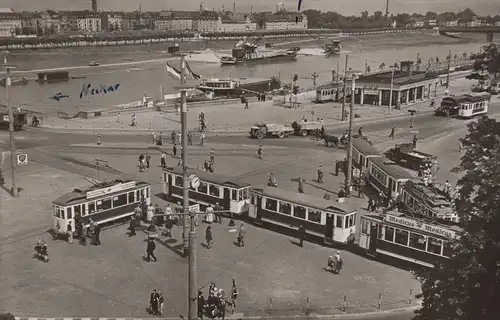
180, 55, 189, 256
446, 49, 451, 89
336, 62, 339, 82
341, 55, 349, 121
164, 62, 168, 101
3, 55, 18, 197
188, 208, 198, 320
345, 71, 360, 197
312, 72, 318, 87
388, 46, 396, 114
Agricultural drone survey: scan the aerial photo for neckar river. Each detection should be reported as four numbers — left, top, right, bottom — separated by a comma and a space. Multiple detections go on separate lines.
0, 32, 487, 116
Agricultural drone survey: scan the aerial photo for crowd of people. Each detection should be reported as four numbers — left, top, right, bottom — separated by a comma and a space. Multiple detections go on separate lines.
197, 278, 239, 319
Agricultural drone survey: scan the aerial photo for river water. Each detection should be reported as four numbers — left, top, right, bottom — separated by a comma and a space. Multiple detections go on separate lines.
0, 31, 486, 116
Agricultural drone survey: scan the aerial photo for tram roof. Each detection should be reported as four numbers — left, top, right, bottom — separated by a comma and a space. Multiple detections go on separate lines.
53, 180, 149, 206
353, 138, 381, 156
164, 166, 251, 188
442, 93, 491, 103
316, 82, 344, 90
370, 157, 414, 180
362, 212, 463, 233
256, 186, 356, 214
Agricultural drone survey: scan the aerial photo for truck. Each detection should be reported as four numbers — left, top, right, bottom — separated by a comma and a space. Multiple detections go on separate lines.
249, 122, 293, 139
291, 121, 322, 136
384, 143, 438, 171
0, 106, 28, 131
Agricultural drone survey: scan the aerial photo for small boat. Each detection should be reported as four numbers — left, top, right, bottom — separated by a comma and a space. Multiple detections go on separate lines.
89, 61, 100, 66
220, 56, 237, 65
325, 40, 342, 55
0, 76, 28, 86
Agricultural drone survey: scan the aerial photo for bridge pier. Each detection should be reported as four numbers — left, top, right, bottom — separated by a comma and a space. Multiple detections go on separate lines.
486, 32, 494, 42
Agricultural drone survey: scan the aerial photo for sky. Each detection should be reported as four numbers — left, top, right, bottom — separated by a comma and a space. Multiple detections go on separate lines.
2, 0, 499, 16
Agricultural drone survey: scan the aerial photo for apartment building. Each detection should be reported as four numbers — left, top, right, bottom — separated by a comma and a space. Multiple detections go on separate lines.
220, 14, 256, 32
75, 11, 102, 32
260, 13, 307, 31
194, 10, 221, 32
105, 12, 123, 31
0, 9, 21, 37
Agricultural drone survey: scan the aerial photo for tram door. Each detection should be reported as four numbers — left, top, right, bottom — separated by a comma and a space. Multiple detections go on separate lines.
163, 172, 170, 195
368, 223, 378, 255
325, 213, 334, 242
248, 194, 262, 224
388, 178, 394, 198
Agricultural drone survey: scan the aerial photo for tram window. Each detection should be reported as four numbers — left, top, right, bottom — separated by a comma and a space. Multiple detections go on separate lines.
209, 185, 220, 197
113, 194, 127, 207
96, 198, 112, 211
266, 198, 278, 211
442, 242, 453, 257
427, 237, 443, 255
409, 232, 426, 251
307, 209, 322, 223
293, 205, 306, 219
198, 182, 208, 194
74, 205, 81, 216
231, 189, 238, 201
88, 202, 96, 214
336, 215, 343, 228
239, 188, 249, 200
66, 207, 73, 219
54, 206, 61, 218
394, 228, 409, 246
175, 176, 183, 187
384, 226, 395, 242
361, 221, 369, 234
146, 187, 149, 198
128, 191, 135, 203
279, 202, 292, 215
135, 190, 140, 201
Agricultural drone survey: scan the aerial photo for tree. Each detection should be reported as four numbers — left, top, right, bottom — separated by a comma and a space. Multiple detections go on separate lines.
413, 116, 500, 320
471, 43, 500, 78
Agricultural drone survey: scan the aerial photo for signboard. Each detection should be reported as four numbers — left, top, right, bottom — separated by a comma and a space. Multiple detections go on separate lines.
3, 115, 9, 122
364, 89, 379, 95
16, 153, 28, 165
86, 181, 137, 199
384, 214, 457, 239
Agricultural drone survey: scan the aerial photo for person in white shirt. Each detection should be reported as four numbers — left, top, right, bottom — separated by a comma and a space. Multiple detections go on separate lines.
206, 205, 214, 223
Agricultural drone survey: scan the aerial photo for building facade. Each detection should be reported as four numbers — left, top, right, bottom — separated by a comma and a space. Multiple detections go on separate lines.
353, 61, 440, 107
219, 14, 255, 32
0, 10, 21, 37
262, 13, 307, 31
105, 13, 123, 31
76, 12, 102, 32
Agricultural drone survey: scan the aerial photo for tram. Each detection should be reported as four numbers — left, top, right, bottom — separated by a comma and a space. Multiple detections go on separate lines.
52, 180, 151, 233
315, 82, 347, 103
366, 157, 414, 199
162, 167, 251, 216
435, 93, 491, 118
358, 211, 461, 268
249, 187, 357, 244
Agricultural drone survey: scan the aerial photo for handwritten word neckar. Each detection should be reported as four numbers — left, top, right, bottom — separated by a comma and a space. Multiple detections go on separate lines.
80, 83, 120, 99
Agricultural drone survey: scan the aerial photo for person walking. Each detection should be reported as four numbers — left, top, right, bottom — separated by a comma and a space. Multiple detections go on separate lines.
94, 223, 101, 245
188, 132, 193, 146
150, 289, 158, 315
198, 291, 205, 319
206, 226, 213, 249
412, 134, 418, 150
298, 176, 304, 194
231, 284, 238, 313
160, 152, 166, 168
158, 292, 164, 316
317, 165, 323, 183
237, 224, 246, 247
257, 145, 263, 159
200, 131, 206, 146
129, 216, 136, 236
334, 251, 343, 274
173, 143, 178, 157
358, 127, 363, 136
145, 153, 151, 168
389, 126, 395, 139
210, 149, 215, 164
298, 224, 306, 247
138, 153, 145, 171
146, 239, 157, 262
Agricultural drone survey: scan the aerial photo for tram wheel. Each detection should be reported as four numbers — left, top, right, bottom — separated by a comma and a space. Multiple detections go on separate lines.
300, 130, 308, 137
277, 132, 285, 139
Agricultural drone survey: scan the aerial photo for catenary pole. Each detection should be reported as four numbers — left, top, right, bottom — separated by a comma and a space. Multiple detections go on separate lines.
388, 46, 396, 114
180, 55, 189, 256
188, 208, 198, 320
345, 73, 357, 196
4, 56, 18, 197
341, 55, 349, 121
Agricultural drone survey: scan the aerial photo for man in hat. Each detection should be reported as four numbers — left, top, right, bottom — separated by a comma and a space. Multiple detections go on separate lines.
198, 290, 205, 319
317, 165, 323, 184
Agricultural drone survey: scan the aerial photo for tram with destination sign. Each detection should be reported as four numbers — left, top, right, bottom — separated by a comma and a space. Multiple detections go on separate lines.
162, 167, 251, 216
358, 211, 462, 268
52, 180, 151, 233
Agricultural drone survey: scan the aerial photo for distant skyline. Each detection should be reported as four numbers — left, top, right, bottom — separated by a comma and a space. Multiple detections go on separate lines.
2, 0, 500, 16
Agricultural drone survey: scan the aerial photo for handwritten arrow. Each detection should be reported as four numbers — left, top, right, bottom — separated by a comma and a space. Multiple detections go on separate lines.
50, 93, 69, 101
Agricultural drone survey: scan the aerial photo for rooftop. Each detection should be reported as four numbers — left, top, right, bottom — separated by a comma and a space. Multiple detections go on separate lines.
164, 166, 251, 188
370, 157, 414, 180
358, 70, 439, 86
363, 211, 463, 233
404, 180, 453, 212
353, 137, 381, 157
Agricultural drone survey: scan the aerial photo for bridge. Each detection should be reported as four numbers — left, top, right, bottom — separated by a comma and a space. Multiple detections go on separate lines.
438, 26, 500, 42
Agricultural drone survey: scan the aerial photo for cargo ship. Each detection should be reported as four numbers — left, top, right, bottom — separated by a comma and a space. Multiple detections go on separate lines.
220, 39, 299, 65
196, 77, 281, 97
37, 71, 69, 83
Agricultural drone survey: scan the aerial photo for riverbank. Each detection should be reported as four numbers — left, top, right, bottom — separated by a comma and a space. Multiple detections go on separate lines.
0, 28, 426, 51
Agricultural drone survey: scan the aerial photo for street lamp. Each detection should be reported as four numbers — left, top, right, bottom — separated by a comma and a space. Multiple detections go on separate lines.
345, 70, 363, 197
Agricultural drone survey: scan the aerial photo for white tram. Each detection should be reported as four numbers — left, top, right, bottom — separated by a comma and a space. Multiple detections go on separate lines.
315, 82, 348, 103
248, 187, 357, 244
52, 180, 151, 233
436, 93, 491, 118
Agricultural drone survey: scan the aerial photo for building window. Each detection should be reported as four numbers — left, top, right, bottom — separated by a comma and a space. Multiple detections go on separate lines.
198, 182, 208, 194
409, 232, 427, 251
293, 205, 306, 219
54, 206, 61, 218
113, 194, 127, 207
384, 226, 395, 242
394, 228, 409, 246
279, 202, 292, 215
209, 185, 220, 197
427, 237, 443, 255
265, 198, 278, 211
307, 209, 322, 223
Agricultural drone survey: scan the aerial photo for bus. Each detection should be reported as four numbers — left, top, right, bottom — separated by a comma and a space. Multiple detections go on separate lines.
435, 93, 491, 118
358, 211, 461, 268
248, 187, 357, 244
52, 180, 151, 233
162, 167, 251, 216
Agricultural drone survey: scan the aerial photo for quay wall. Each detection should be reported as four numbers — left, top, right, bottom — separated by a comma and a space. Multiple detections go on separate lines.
0, 28, 428, 51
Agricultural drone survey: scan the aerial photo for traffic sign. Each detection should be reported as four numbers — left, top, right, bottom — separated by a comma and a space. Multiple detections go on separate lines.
16, 153, 28, 165
189, 174, 200, 189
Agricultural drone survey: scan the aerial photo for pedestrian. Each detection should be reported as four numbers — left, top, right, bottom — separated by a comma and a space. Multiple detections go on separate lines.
210, 149, 215, 163
145, 153, 151, 168
171, 130, 176, 144
146, 238, 157, 262
206, 226, 213, 249
334, 251, 343, 274
257, 145, 263, 159
116, 112, 121, 123
158, 292, 164, 316
358, 127, 363, 136
138, 153, 145, 171
164, 215, 173, 237
298, 176, 304, 194
158, 132, 163, 146
389, 126, 395, 139
131, 114, 137, 126
161, 152, 167, 168
214, 202, 222, 224
200, 131, 206, 146
412, 134, 418, 150
173, 143, 177, 157
317, 165, 323, 183
237, 224, 246, 247
129, 216, 136, 236
94, 223, 101, 245
219, 292, 227, 320
206, 205, 214, 223
231, 284, 238, 312
198, 291, 205, 319
298, 224, 306, 247
188, 131, 193, 146
150, 289, 158, 315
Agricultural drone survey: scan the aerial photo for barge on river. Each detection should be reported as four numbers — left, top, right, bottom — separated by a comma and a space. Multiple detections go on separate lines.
221, 39, 299, 65
196, 77, 280, 97
37, 71, 69, 83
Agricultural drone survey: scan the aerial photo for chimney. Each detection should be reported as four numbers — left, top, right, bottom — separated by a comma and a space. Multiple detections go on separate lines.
233, 2, 236, 14
250, 6, 253, 14
222, 5, 224, 13
400, 61, 414, 76
276, 4, 279, 12
200, 2, 203, 12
